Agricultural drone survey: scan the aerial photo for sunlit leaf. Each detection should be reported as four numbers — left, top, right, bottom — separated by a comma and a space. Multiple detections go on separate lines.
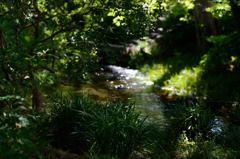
231, 56, 237, 62
24, 36, 31, 42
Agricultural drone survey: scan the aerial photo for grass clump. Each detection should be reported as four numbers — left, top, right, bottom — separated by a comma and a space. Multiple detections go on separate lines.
164, 101, 216, 140
45, 93, 162, 158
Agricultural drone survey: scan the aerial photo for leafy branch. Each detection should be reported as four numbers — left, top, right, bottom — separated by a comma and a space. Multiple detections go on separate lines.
33, 65, 67, 85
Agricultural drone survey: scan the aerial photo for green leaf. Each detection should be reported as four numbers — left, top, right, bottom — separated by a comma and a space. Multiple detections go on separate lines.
24, 36, 31, 43
2, 20, 12, 30
231, 56, 237, 62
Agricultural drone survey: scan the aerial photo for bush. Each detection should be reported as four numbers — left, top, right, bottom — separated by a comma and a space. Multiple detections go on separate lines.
198, 33, 240, 100
45, 93, 162, 158
0, 106, 47, 159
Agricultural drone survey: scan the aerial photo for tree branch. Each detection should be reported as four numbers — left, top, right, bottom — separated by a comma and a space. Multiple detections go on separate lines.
51, 38, 56, 69
32, 0, 41, 14
13, 24, 33, 41
19, 1, 38, 33
1, 62, 10, 81
18, 1, 28, 15
38, 27, 79, 43
0, 30, 4, 50
0, 30, 8, 49
31, 1, 41, 39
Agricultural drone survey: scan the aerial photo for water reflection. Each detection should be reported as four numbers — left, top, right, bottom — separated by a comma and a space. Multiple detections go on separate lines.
44, 65, 165, 123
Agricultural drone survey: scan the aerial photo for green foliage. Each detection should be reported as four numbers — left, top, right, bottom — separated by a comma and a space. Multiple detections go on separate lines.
0, 100, 47, 158
59, 49, 101, 83
162, 100, 240, 158
175, 134, 233, 159
160, 2, 196, 55
164, 101, 216, 139
128, 39, 164, 68
163, 67, 202, 96
218, 124, 240, 157
208, 0, 235, 34
0, 0, 161, 99
139, 51, 203, 97
45, 93, 161, 158
199, 33, 240, 100
201, 34, 240, 71
128, 47, 150, 68
140, 63, 169, 82
138, 33, 240, 100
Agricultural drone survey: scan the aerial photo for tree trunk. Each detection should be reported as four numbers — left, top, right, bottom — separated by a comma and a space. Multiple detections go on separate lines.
29, 71, 45, 113
32, 87, 45, 113
229, 0, 240, 33
193, 0, 217, 48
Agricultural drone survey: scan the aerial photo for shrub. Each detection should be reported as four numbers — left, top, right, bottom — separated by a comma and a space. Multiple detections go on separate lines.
0, 105, 47, 159
198, 33, 240, 100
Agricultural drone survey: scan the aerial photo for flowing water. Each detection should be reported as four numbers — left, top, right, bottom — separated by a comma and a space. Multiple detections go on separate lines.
44, 65, 165, 123
43, 65, 226, 133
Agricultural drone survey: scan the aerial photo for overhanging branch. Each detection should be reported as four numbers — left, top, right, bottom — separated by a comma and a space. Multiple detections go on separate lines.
38, 27, 79, 43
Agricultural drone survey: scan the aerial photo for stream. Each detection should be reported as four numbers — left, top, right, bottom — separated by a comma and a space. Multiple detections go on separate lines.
44, 65, 165, 123
43, 65, 225, 134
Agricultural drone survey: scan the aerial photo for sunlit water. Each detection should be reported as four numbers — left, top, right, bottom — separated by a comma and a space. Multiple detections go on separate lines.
43, 65, 226, 133
43, 65, 165, 123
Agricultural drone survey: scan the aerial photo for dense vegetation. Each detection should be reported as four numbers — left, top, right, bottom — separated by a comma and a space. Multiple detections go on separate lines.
1, 0, 240, 158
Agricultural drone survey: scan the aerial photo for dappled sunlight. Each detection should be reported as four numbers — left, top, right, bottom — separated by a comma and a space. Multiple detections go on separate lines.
140, 61, 203, 97
141, 63, 169, 82
2, 0, 240, 158
163, 67, 202, 96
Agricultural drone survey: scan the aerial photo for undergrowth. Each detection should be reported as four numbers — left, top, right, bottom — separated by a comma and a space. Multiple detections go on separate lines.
163, 101, 240, 159
1, 94, 240, 159
0, 96, 47, 159
44, 93, 163, 158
